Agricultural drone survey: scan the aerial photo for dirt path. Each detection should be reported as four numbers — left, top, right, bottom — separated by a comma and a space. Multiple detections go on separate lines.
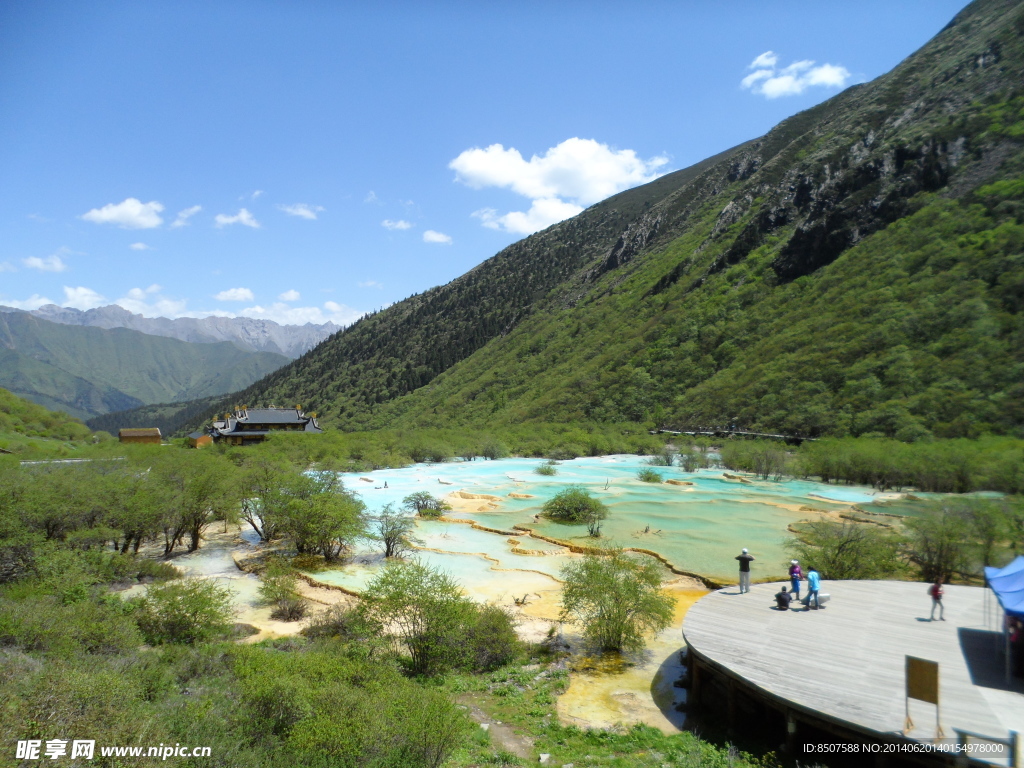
457, 693, 535, 760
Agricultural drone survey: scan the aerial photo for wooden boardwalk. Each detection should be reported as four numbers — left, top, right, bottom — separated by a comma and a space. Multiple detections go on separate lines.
684, 581, 1024, 758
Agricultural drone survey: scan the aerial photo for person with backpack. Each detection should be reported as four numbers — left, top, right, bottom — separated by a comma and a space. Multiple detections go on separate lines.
735, 548, 755, 593
806, 567, 821, 610
929, 578, 945, 621
788, 560, 803, 602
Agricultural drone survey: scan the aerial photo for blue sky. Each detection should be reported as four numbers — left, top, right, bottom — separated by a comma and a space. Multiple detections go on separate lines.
0, 0, 969, 327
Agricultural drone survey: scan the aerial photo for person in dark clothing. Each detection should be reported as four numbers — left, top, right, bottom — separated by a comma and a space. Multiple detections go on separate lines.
929, 578, 945, 621
736, 548, 754, 593
775, 586, 792, 610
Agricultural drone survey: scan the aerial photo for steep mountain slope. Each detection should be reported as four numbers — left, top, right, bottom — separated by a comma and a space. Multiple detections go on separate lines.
0, 312, 289, 420
192, 0, 1024, 439
0, 304, 340, 358
0, 387, 93, 451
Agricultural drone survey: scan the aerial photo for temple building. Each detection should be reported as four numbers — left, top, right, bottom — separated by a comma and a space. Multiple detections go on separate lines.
207, 406, 323, 446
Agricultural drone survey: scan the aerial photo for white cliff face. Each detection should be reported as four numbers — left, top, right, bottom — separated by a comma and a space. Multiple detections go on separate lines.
2, 305, 340, 358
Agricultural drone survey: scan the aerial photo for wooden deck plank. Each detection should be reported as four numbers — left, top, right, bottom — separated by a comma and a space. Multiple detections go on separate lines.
683, 581, 1024, 744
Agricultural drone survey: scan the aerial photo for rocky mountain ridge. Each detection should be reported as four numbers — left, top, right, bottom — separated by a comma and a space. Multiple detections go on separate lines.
0, 304, 340, 359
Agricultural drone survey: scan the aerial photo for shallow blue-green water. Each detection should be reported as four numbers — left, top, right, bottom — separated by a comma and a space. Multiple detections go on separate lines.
305, 455, 902, 587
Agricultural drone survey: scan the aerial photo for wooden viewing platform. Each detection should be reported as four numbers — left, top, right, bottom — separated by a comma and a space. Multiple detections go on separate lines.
683, 581, 1024, 766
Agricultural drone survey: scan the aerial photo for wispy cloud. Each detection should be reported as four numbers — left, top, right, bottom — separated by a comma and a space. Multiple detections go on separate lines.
0, 262, 15, 273
741, 51, 851, 98
214, 209, 260, 228
129, 242, 152, 251
170, 205, 202, 228
278, 203, 324, 220
23, 249, 70, 272
364, 191, 380, 204
382, 219, 412, 230
81, 198, 164, 229
251, 190, 264, 200
214, 287, 255, 301
358, 280, 382, 289
279, 289, 301, 301
423, 230, 452, 244
451, 138, 668, 234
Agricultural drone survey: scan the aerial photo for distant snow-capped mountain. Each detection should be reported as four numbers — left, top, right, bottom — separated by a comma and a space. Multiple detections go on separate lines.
0, 304, 340, 358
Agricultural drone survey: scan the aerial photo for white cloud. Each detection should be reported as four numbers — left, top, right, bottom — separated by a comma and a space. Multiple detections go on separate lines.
214, 287, 255, 302
23, 252, 68, 272
251, 190, 264, 199
214, 209, 260, 228
451, 137, 668, 234
62, 286, 106, 310
241, 301, 363, 326
0, 262, 15, 273
278, 203, 324, 220
81, 198, 164, 229
382, 219, 412, 230
742, 51, 851, 98
1, 294, 52, 310
279, 289, 301, 301
423, 230, 452, 244
129, 242, 152, 251
364, 191, 380, 204
115, 287, 187, 317
358, 280, 382, 289
473, 197, 584, 235
170, 205, 202, 228
749, 51, 778, 70
451, 138, 668, 206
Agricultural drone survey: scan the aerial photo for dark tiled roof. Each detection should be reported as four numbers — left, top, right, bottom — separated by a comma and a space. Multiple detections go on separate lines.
188, 431, 207, 439
119, 428, 161, 437
237, 408, 308, 424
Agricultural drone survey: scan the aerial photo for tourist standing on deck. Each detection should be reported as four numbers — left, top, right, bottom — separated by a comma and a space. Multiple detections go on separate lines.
788, 560, 803, 601
736, 548, 754, 593
929, 578, 945, 621
806, 567, 821, 610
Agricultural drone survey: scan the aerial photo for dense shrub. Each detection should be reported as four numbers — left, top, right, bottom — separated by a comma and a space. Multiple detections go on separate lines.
131, 577, 235, 645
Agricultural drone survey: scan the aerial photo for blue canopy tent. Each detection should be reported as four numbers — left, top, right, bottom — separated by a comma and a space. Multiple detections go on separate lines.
985, 555, 1024, 681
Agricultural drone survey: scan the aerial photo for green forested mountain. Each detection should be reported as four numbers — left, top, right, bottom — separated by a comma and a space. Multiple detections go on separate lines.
0, 312, 289, 421
191, 0, 1024, 440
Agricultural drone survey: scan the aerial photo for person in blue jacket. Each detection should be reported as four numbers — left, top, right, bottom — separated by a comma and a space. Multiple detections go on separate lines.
806, 567, 821, 610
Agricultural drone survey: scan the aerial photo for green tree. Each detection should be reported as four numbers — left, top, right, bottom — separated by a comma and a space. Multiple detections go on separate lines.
637, 468, 663, 483
559, 550, 674, 652
238, 455, 296, 542
359, 559, 477, 676
401, 491, 450, 519
905, 503, 973, 582
787, 519, 904, 580
149, 451, 239, 554
543, 485, 608, 537
284, 476, 367, 561
374, 504, 418, 558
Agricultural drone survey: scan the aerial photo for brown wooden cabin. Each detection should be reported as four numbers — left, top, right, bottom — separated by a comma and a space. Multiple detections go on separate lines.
118, 427, 162, 444
187, 431, 213, 449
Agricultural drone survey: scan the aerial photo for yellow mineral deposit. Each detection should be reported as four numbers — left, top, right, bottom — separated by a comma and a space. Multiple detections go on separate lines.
556, 585, 708, 732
